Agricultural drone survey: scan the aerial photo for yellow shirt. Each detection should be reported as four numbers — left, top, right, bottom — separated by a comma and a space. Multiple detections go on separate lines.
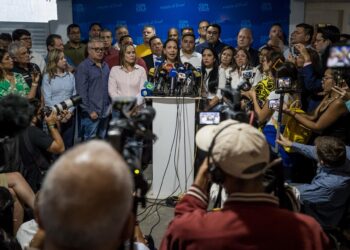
135, 44, 152, 58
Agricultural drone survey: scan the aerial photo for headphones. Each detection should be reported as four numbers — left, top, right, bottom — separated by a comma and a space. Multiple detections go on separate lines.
207, 123, 238, 184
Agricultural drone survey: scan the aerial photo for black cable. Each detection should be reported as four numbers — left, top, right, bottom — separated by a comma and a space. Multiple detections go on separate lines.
138, 100, 182, 222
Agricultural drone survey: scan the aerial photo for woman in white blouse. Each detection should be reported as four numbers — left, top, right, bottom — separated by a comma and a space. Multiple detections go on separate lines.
108, 44, 147, 117
200, 47, 225, 111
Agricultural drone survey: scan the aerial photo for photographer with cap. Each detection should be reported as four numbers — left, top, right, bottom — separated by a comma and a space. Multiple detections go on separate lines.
160, 119, 329, 250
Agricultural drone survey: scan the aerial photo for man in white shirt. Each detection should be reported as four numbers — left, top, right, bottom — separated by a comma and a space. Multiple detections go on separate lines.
12, 29, 46, 73
180, 34, 202, 69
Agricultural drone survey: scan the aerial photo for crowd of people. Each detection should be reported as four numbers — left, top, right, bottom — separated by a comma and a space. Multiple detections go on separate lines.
0, 18, 350, 250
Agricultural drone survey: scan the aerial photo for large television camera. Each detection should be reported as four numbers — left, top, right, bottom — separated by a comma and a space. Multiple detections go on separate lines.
107, 97, 156, 207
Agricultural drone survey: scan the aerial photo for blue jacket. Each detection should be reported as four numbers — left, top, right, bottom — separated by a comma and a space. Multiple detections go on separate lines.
298, 64, 323, 112
292, 142, 350, 227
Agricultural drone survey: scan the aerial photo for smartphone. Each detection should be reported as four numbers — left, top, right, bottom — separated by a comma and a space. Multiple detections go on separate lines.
199, 112, 220, 125
276, 77, 291, 89
268, 99, 280, 110
327, 44, 350, 68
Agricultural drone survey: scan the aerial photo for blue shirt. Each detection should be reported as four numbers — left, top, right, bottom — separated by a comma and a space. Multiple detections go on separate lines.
42, 72, 76, 112
292, 142, 350, 227
75, 58, 110, 118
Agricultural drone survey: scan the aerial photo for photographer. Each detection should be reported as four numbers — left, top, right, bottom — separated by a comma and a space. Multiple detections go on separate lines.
19, 98, 65, 191
160, 120, 329, 250
284, 68, 350, 144
277, 135, 350, 228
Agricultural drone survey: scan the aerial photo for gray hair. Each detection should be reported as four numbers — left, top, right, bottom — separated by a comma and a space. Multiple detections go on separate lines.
38, 140, 134, 250
87, 38, 103, 48
7, 41, 26, 58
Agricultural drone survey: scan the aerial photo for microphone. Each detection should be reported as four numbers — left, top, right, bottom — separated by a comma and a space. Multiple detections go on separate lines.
169, 68, 177, 96
148, 68, 156, 82
154, 57, 163, 68
141, 81, 155, 97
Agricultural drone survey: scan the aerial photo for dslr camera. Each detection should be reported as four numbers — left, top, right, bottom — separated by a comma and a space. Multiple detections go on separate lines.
41, 95, 81, 117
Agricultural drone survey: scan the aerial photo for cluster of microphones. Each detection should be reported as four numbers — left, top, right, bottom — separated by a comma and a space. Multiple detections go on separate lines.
141, 57, 201, 97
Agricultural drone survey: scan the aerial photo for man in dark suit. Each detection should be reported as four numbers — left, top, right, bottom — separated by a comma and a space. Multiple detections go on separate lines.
195, 24, 226, 56
237, 28, 259, 67
142, 36, 163, 71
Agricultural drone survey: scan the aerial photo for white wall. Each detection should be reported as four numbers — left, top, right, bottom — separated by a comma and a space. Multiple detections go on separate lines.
289, 0, 305, 37
305, 2, 350, 34
49, 0, 73, 43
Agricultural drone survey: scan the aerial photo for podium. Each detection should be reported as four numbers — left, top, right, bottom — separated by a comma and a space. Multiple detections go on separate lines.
146, 96, 199, 199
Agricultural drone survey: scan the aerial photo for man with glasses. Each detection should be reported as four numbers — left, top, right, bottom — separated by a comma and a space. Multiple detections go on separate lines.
195, 20, 209, 45
195, 24, 226, 56
12, 29, 46, 73
64, 24, 87, 66
314, 25, 340, 70
75, 38, 110, 141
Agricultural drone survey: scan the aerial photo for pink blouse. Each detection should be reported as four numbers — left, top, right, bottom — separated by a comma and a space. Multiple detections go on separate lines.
108, 65, 147, 102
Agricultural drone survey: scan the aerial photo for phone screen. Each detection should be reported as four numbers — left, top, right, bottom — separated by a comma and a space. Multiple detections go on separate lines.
268, 99, 280, 109
327, 45, 350, 68
199, 112, 221, 125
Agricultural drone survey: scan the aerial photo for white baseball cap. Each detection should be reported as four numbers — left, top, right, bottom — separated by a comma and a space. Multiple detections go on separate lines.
196, 119, 270, 179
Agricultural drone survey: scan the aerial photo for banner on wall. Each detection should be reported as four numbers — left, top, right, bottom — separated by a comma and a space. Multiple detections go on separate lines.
72, 0, 290, 48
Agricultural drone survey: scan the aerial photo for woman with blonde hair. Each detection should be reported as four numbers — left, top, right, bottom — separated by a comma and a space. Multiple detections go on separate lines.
42, 49, 76, 148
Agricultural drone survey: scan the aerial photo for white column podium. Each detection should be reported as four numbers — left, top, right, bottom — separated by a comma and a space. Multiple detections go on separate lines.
146, 97, 198, 199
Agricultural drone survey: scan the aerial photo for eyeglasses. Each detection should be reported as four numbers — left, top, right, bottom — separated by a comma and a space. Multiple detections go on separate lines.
199, 26, 208, 30
90, 47, 104, 52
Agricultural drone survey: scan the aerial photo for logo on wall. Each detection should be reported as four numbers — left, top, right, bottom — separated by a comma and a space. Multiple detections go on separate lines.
198, 3, 209, 12
260, 35, 269, 44
261, 2, 272, 11
178, 20, 189, 29
136, 4, 146, 12
241, 20, 252, 28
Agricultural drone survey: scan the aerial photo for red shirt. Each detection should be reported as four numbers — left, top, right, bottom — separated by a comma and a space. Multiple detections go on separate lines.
104, 50, 148, 72
160, 185, 330, 250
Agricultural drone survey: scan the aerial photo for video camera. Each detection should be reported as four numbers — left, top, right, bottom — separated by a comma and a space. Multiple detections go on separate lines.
107, 97, 156, 207
199, 86, 250, 125
41, 95, 81, 117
